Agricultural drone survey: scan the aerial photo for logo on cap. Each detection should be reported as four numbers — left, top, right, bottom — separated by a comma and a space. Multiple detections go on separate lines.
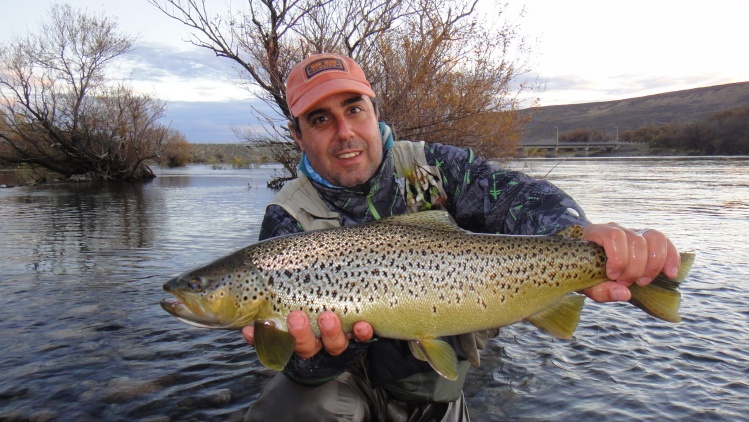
304, 58, 348, 80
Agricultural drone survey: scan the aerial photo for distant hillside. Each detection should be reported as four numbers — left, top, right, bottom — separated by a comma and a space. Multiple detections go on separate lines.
522, 82, 749, 140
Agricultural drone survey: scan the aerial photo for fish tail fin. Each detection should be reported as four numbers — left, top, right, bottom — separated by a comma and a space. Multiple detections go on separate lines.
628, 251, 695, 323
526, 294, 585, 339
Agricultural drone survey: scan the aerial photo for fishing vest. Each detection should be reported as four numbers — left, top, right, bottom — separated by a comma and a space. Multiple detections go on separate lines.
269, 140, 448, 231
268, 140, 494, 402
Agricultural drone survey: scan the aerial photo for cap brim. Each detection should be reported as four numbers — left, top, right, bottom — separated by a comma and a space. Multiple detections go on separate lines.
290, 79, 376, 117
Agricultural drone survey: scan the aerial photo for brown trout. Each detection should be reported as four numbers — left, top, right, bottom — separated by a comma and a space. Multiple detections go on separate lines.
161, 211, 694, 380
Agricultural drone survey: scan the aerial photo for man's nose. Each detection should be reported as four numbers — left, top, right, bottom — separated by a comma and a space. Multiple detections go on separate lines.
334, 117, 355, 140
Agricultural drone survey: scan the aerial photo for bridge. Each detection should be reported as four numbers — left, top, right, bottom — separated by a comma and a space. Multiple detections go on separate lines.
518, 140, 632, 157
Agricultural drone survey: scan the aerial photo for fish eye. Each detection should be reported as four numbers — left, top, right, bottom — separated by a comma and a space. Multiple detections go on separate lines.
188, 278, 202, 292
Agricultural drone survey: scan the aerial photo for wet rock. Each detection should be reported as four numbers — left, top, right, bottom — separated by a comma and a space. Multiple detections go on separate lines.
68, 172, 96, 182
140, 416, 172, 422
30, 409, 58, 422
0, 386, 29, 400
121, 347, 158, 361
177, 388, 233, 411
0, 407, 26, 421
202, 388, 232, 407
98, 377, 163, 403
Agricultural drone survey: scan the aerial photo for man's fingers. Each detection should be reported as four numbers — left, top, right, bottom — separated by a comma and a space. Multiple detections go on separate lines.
638, 230, 669, 285
584, 223, 679, 286
352, 321, 374, 342
244, 311, 374, 359
287, 311, 322, 359
581, 281, 631, 303
619, 231, 648, 283
242, 325, 255, 346
319, 311, 348, 356
584, 223, 628, 281
664, 240, 681, 279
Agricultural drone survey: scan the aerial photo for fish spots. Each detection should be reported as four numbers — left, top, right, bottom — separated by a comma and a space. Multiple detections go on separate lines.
200, 217, 610, 338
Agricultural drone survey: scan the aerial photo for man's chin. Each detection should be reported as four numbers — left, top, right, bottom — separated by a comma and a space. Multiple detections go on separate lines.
329, 166, 377, 188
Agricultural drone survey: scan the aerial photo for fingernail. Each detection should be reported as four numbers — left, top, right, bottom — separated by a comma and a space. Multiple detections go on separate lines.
636, 277, 652, 286
611, 288, 630, 302
289, 314, 305, 330
609, 272, 621, 281
668, 266, 679, 279
319, 315, 335, 331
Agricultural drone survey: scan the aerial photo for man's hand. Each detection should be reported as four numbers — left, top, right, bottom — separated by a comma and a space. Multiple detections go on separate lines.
242, 310, 374, 358
581, 223, 681, 303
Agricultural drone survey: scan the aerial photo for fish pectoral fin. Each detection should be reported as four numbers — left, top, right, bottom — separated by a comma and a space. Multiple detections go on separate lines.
254, 320, 296, 371
526, 294, 585, 339
409, 338, 459, 381
408, 339, 428, 362
628, 251, 694, 323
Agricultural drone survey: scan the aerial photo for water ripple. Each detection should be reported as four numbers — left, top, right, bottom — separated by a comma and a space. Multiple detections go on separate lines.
2, 160, 749, 420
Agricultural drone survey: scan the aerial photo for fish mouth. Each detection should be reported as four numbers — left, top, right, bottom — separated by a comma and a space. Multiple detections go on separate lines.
160, 298, 230, 329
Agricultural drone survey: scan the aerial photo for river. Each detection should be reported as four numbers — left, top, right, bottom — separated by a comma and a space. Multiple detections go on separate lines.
0, 157, 747, 421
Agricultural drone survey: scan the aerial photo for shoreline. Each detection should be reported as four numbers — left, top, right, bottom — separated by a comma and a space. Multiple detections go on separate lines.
0, 147, 722, 188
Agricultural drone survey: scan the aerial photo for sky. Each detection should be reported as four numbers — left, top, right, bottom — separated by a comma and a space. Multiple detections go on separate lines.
1, 0, 747, 143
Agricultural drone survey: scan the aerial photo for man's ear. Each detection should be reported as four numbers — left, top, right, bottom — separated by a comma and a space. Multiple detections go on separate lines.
371, 97, 380, 119
288, 121, 303, 150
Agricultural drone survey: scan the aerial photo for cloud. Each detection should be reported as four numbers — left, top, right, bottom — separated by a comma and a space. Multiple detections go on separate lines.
126, 42, 236, 80
115, 41, 255, 103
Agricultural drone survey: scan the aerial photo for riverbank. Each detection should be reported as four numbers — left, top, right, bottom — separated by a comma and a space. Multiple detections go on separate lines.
0, 142, 699, 188
521, 141, 698, 159
0, 142, 277, 188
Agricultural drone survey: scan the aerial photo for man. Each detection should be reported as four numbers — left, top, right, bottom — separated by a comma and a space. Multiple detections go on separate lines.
242, 53, 681, 421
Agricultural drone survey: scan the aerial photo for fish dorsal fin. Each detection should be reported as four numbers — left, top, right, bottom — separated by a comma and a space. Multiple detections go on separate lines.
555, 225, 585, 239
408, 338, 459, 380
254, 320, 296, 371
376, 210, 463, 232
526, 294, 585, 339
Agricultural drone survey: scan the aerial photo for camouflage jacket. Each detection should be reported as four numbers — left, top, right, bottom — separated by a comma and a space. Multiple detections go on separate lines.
258, 134, 589, 391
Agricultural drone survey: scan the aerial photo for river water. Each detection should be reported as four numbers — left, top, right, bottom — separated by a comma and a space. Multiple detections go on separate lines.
0, 158, 747, 421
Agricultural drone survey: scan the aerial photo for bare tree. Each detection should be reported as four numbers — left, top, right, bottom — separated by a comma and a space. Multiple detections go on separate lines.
0, 4, 174, 180
150, 0, 534, 182
370, 0, 531, 158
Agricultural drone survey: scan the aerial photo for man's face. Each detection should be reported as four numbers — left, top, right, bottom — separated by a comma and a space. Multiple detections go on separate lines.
292, 92, 382, 188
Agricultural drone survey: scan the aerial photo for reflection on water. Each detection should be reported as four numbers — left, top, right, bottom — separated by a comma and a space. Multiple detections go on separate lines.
1, 159, 748, 420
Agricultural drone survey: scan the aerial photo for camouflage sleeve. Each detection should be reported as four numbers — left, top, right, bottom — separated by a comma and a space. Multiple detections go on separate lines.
258, 205, 304, 241
425, 143, 590, 235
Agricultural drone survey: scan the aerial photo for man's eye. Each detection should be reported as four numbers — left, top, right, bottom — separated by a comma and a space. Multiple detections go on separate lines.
311, 116, 329, 126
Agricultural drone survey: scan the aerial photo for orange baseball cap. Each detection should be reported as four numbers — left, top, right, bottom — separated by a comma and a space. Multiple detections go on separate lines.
285, 53, 376, 117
